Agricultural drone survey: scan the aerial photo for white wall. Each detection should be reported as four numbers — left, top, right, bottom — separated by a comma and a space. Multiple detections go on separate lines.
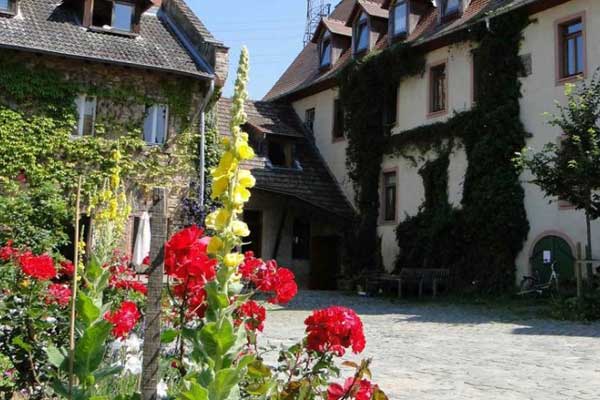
516, 0, 600, 279
292, 89, 355, 204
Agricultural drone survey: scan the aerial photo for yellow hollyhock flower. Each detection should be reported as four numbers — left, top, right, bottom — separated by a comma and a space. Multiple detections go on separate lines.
224, 253, 244, 268
207, 236, 223, 255
211, 176, 229, 199
206, 209, 231, 230
232, 186, 251, 205
237, 170, 256, 188
212, 152, 238, 178
231, 220, 250, 237
236, 142, 255, 160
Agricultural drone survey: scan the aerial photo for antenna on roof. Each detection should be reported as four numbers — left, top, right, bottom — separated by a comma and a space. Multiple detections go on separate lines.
304, 0, 331, 46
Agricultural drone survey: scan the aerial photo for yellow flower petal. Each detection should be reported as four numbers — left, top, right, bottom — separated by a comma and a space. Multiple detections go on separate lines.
236, 142, 255, 160
231, 220, 250, 237
224, 253, 244, 268
207, 236, 223, 255
237, 170, 256, 188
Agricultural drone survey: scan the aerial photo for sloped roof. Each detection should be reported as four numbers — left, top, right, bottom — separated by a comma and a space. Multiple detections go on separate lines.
312, 18, 353, 43
216, 98, 356, 220
0, 0, 218, 79
264, 0, 536, 101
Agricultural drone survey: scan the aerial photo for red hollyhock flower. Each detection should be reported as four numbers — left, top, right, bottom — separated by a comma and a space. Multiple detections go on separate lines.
18, 252, 56, 280
172, 279, 208, 320
104, 301, 141, 339
46, 283, 72, 307
304, 306, 366, 356
59, 261, 75, 277
327, 378, 374, 400
164, 226, 216, 282
235, 300, 266, 332
241, 257, 297, 305
0, 240, 17, 262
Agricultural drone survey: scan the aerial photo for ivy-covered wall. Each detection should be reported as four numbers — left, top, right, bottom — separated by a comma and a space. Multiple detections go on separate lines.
340, 10, 531, 291
0, 50, 213, 252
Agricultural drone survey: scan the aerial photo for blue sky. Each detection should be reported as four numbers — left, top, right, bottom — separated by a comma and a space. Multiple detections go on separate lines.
190, 0, 309, 100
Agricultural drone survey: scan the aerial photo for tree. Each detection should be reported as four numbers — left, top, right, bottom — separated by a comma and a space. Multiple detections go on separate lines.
516, 71, 600, 260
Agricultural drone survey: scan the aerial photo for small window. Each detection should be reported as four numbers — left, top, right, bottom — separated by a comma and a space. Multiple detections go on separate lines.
558, 17, 584, 79
112, 1, 135, 32
268, 139, 293, 168
443, 0, 461, 17
74, 95, 97, 137
429, 63, 447, 114
392, 1, 408, 37
472, 50, 483, 105
383, 171, 397, 222
355, 12, 369, 53
320, 32, 332, 68
0, 0, 16, 14
305, 108, 316, 133
332, 99, 345, 140
143, 104, 168, 145
92, 0, 113, 27
292, 218, 310, 260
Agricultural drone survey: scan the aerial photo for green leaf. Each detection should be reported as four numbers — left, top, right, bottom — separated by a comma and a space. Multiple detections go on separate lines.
205, 283, 229, 310
247, 360, 271, 378
76, 292, 101, 327
179, 381, 209, 400
93, 365, 123, 381
46, 345, 66, 369
199, 320, 235, 360
11, 336, 32, 352
208, 368, 239, 400
86, 255, 103, 283
74, 320, 111, 380
161, 329, 179, 344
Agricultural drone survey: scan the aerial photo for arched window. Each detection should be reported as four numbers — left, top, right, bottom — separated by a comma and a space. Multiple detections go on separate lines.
354, 12, 369, 53
392, 1, 408, 37
320, 31, 332, 68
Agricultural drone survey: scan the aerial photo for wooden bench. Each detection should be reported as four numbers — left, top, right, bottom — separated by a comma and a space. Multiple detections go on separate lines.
365, 268, 450, 298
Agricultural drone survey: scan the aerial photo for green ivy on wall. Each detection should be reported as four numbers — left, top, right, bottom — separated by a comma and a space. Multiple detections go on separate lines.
0, 57, 204, 252
390, 10, 531, 291
340, 9, 531, 291
338, 43, 426, 273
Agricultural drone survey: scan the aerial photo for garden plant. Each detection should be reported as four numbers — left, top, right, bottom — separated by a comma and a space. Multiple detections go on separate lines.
0, 48, 389, 400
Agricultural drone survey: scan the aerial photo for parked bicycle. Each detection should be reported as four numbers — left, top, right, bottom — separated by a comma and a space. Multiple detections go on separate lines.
518, 261, 559, 296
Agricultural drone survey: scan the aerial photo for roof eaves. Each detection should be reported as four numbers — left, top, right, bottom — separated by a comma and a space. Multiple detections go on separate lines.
0, 42, 213, 80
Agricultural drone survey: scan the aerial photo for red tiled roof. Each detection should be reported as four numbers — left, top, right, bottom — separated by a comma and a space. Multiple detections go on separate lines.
264, 0, 527, 101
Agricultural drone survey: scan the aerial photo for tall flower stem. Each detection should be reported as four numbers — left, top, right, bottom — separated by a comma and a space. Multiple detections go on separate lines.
68, 176, 83, 399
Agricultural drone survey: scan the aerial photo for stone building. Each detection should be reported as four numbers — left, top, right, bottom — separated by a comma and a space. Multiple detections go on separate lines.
262, 0, 600, 287
0, 0, 228, 252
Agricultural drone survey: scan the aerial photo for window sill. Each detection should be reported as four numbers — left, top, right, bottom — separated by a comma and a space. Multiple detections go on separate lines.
88, 26, 138, 38
0, 9, 16, 17
427, 109, 448, 119
556, 73, 585, 86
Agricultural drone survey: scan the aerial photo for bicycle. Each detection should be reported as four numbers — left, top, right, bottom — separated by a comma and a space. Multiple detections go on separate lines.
518, 261, 559, 296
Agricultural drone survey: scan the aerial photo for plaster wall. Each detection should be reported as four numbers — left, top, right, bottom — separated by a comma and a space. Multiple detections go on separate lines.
291, 89, 355, 204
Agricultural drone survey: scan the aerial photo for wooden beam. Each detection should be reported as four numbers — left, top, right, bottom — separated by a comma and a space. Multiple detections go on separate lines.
141, 188, 168, 400
82, 0, 94, 27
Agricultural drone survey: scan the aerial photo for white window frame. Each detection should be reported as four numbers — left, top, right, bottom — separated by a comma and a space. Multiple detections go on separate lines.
74, 94, 97, 137
143, 104, 169, 145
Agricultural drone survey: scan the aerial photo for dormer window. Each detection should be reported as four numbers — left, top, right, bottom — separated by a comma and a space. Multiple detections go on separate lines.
320, 31, 332, 69
89, 0, 136, 33
442, 0, 461, 19
391, 1, 408, 37
112, 1, 135, 31
355, 12, 369, 53
0, 0, 16, 15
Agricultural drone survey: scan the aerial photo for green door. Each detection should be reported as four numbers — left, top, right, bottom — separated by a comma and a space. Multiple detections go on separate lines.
530, 235, 575, 282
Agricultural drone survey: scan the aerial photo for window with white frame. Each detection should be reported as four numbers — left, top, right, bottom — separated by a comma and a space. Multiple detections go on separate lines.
320, 31, 332, 68
143, 104, 168, 145
74, 95, 97, 137
355, 12, 369, 53
392, 1, 408, 37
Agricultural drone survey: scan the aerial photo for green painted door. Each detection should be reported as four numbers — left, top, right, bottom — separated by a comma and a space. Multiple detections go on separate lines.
530, 235, 575, 282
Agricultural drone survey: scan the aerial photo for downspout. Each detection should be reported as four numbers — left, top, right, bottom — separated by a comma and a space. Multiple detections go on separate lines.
199, 79, 215, 213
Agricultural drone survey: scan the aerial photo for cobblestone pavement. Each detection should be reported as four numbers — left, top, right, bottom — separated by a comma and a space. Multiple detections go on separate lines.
262, 291, 600, 400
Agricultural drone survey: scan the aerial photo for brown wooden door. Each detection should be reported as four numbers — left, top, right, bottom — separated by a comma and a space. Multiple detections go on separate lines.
310, 236, 340, 290
243, 210, 263, 257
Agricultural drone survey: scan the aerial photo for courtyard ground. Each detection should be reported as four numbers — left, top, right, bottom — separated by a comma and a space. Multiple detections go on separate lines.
263, 291, 600, 400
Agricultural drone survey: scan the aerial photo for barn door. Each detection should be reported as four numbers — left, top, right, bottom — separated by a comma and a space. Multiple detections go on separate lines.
530, 235, 575, 282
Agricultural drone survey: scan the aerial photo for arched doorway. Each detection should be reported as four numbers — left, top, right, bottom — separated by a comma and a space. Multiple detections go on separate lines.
530, 234, 575, 282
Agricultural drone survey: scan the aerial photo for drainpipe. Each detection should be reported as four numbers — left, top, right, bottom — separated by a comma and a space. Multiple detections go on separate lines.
199, 79, 215, 214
